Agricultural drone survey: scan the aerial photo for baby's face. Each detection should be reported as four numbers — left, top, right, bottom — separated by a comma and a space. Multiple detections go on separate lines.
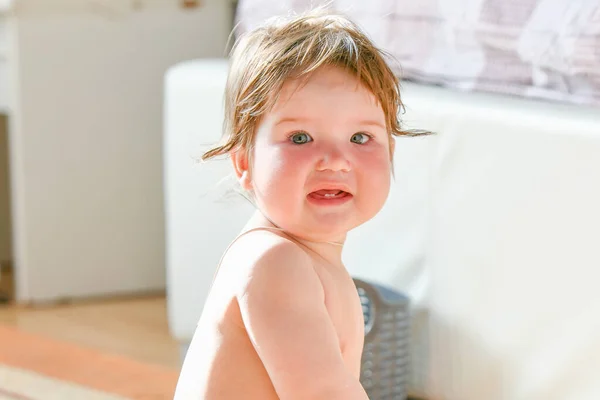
246, 66, 393, 242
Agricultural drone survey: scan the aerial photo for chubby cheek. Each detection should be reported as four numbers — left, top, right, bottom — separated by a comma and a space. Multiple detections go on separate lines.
356, 151, 392, 214
251, 146, 311, 205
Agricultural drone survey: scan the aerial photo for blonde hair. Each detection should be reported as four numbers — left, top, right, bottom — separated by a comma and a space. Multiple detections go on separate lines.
202, 9, 424, 162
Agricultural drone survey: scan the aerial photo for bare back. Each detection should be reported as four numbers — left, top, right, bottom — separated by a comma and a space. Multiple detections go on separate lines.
174, 227, 366, 400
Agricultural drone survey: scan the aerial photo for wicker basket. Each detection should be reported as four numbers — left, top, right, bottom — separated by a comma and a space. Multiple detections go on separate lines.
354, 278, 411, 400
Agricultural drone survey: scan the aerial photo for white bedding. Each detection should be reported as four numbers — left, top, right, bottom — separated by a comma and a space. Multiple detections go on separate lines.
236, 0, 600, 108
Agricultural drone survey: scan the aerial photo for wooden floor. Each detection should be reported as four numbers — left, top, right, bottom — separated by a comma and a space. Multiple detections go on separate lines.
0, 287, 427, 399
0, 294, 181, 370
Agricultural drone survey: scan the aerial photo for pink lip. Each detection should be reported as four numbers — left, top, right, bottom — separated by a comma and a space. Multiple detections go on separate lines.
306, 191, 353, 207
307, 182, 353, 195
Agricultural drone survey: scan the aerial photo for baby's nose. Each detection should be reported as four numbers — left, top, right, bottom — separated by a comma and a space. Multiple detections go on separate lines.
316, 146, 351, 172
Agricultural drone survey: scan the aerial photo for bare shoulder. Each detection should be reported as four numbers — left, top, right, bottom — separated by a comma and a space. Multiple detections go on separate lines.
220, 230, 322, 300
241, 233, 323, 299
226, 231, 368, 399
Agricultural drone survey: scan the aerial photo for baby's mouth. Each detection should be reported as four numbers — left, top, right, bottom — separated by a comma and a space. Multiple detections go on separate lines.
308, 189, 351, 200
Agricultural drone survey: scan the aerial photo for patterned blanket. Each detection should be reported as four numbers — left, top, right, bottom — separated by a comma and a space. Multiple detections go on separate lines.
236, 0, 600, 107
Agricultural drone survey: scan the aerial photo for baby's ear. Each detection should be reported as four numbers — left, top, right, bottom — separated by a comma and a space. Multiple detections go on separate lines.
231, 148, 252, 191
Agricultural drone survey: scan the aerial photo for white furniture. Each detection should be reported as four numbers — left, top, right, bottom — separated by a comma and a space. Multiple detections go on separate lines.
2, 0, 234, 303
164, 58, 600, 399
163, 59, 256, 356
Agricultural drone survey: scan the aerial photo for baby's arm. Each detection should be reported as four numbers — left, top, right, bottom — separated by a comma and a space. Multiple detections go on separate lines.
237, 239, 368, 400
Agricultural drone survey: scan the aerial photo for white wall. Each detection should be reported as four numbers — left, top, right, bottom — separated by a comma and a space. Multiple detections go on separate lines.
8, 0, 234, 302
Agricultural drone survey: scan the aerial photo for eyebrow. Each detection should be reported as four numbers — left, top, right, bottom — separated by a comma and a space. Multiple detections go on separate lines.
274, 117, 307, 127
274, 117, 385, 130
357, 119, 386, 130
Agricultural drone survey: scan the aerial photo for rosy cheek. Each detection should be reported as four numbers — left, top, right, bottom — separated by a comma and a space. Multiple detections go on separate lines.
279, 147, 314, 168
356, 147, 390, 169
357, 151, 392, 191
254, 147, 307, 190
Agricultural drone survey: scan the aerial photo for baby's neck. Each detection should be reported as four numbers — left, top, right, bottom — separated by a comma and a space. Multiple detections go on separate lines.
245, 211, 345, 267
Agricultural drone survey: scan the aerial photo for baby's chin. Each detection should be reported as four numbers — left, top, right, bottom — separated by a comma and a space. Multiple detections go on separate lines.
285, 216, 365, 244
261, 202, 377, 242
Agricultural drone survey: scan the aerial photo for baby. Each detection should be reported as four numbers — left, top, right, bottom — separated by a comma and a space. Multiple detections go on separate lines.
174, 9, 413, 400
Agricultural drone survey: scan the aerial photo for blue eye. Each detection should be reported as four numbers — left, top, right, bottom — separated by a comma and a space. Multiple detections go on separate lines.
290, 132, 313, 144
351, 132, 371, 144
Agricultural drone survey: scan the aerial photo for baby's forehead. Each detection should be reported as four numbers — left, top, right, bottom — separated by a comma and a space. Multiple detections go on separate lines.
272, 68, 382, 112
282, 66, 370, 93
